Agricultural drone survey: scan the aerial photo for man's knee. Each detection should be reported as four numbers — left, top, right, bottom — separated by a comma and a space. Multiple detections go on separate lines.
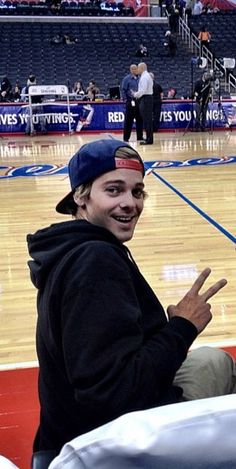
190, 346, 234, 373
174, 346, 236, 400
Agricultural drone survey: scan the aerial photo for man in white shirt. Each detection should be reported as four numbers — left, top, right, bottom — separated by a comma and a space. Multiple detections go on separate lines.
193, 0, 203, 15
133, 62, 153, 145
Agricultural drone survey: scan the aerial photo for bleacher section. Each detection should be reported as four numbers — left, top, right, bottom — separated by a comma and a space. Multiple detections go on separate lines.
0, 20, 203, 98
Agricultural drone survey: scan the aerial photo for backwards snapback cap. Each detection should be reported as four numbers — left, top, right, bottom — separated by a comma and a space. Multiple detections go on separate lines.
56, 139, 144, 215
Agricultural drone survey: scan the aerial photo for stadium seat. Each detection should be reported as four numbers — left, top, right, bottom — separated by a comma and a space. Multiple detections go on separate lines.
2, 19, 231, 97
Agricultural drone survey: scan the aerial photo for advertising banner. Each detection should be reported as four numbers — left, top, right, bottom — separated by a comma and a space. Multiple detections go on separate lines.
0, 100, 235, 134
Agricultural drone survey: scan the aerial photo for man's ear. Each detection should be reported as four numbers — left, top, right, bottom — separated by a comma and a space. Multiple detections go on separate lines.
73, 192, 86, 209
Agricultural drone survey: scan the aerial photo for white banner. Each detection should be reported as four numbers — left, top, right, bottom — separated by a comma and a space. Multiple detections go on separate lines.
29, 85, 68, 95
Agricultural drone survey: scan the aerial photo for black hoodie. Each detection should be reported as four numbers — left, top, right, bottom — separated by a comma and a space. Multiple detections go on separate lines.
27, 219, 197, 453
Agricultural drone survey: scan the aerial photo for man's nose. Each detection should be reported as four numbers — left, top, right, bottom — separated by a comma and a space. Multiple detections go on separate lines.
119, 192, 135, 208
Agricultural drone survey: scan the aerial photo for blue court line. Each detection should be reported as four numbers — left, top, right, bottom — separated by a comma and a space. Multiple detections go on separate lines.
146, 167, 236, 245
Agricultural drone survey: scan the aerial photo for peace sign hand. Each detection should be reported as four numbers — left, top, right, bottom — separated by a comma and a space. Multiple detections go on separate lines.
167, 268, 227, 333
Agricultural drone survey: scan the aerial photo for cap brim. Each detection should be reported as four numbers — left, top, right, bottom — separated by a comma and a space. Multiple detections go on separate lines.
56, 191, 77, 215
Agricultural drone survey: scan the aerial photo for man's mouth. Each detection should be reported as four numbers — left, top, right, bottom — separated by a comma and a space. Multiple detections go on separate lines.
113, 216, 134, 223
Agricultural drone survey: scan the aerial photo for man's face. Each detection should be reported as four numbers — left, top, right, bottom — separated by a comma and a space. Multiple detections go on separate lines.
138, 63, 145, 75
79, 167, 145, 243
130, 66, 138, 76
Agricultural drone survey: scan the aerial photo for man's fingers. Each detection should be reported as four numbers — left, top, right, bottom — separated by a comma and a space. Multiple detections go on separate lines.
189, 268, 212, 295
167, 304, 175, 318
201, 278, 227, 302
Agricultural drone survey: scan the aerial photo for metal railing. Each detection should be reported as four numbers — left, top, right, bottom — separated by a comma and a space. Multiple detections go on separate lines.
228, 73, 236, 94
178, 16, 236, 94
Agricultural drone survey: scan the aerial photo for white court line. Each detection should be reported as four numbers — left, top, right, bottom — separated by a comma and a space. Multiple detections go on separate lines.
0, 360, 38, 371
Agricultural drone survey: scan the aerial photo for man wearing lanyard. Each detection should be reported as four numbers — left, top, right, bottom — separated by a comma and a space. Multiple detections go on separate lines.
133, 62, 153, 145
121, 64, 143, 143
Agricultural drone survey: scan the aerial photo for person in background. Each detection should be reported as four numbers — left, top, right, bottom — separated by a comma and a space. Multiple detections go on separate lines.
133, 62, 153, 145
167, 86, 177, 98
22, 74, 47, 136
0, 76, 12, 102
150, 72, 163, 132
63, 34, 79, 45
164, 30, 177, 57
27, 138, 236, 467
167, 0, 180, 33
192, 0, 203, 15
194, 71, 212, 131
50, 0, 61, 14
73, 80, 85, 97
202, 2, 220, 13
135, 43, 149, 58
50, 34, 63, 45
86, 80, 100, 96
184, 0, 194, 21
11, 83, 21, 102
198, 25, 211, 55
85, 88, 96, 101
121, 64, 143, 142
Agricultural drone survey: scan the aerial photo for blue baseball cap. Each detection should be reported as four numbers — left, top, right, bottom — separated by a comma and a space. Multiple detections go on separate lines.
56, 139, 144, 215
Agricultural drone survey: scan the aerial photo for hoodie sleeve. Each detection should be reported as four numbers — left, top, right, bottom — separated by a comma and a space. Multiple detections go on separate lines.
61, 242, 197, 416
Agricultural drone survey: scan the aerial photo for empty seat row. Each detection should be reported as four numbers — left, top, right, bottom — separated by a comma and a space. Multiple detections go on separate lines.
1, 20, 199, 97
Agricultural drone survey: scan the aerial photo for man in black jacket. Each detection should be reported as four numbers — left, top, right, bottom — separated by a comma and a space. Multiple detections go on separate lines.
164, 30, 177, 57
150, 72, 163, 131
194, 72, 212, 131
27, 139, 236, 465
0, 76, 12, 102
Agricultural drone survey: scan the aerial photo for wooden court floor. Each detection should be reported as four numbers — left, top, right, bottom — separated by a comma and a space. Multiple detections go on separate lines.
0, 130, 236, 369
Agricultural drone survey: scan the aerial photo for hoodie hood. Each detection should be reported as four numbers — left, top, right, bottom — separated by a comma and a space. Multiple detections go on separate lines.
27, 220, 124, 289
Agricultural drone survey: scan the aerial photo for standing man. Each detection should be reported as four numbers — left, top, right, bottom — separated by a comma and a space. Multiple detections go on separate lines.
192, 0, 203, 15
164, 30, 177, 57
167, 0, 180, 33
194, 72, 212, 131
121, 64, 143, 143
133, 62, 153, 145
150, 72, 163, 132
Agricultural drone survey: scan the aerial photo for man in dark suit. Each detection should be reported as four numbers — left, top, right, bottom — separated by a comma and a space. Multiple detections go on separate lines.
194, 72, 212, 131
121, 64, 143, 143
150, 72, 163, 132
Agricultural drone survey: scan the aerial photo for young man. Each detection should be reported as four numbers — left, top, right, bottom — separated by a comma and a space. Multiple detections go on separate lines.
27, 139, 235, 465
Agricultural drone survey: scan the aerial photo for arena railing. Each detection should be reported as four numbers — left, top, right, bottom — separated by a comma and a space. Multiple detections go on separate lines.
179, 16, 236, 95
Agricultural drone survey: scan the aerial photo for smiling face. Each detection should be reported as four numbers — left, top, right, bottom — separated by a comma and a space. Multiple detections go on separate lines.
75, 167, 145, 243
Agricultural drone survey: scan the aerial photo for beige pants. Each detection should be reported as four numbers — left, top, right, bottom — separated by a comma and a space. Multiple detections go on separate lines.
174, 346, 236, 400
